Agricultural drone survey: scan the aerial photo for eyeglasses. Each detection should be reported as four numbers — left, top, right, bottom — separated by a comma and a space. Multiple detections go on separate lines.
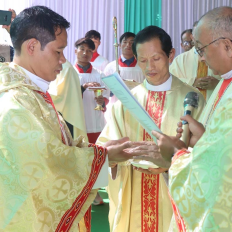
196, 37, 232, 57
183, 41, 194, 47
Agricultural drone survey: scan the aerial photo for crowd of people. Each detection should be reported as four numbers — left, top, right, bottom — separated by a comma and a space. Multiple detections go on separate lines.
0, 4, 232, 232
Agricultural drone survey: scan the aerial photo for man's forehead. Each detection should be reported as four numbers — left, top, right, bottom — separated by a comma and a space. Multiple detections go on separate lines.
123, 36, 134, 41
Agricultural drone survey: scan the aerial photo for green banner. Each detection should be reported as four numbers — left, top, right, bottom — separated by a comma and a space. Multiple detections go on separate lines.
124, 0, 162, 34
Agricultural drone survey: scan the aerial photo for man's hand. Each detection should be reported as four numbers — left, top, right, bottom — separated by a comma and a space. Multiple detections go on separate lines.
193, 76, 219, 90
128, 133, 187, 169
82, 82, 101, 89
105, 137, 145, 166
176, 115, 205, 147
95, 95, 104, 105
133, 166, 168, 175
2, 9, 16, 33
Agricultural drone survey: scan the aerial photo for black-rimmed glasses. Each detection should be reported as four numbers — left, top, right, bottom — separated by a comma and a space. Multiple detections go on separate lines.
196, 37, 232, 57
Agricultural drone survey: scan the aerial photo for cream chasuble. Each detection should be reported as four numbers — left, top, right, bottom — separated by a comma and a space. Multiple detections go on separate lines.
49, 60, 87, 140
169, 47, 221, 102
169, 71, 232, 231
0, 62, 108, 232
97, 76, 205, 232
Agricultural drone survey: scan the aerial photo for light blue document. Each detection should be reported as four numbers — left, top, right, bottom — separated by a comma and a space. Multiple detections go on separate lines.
102, 72, 162, 143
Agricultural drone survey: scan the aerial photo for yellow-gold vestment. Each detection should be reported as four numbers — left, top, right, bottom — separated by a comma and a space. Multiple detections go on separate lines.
0, 62, 107, 232
169, 77, 232, 231
97, 76, 205, 232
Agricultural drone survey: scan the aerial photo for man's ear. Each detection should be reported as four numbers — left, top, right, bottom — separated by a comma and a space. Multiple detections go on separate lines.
24, 39, 39, 56
181, 43, 184, 49
223, 39, 232, 58
169, 48, 176, 63
75, 49, 77, 55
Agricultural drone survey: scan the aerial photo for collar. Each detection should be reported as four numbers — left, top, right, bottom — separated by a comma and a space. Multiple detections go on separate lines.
75, 63, 92, 73
90, 52, 100, 62
119, 55, 137, 67
20, 66, 50, 93
221, 70, 232, 80
145, 75, 172, 91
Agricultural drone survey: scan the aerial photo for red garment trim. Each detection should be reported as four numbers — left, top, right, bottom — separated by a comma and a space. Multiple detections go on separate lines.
169, 192, 187, 232
55, 144, 107, 232
141, 91, 166, 232
83, 206, 92, 232
90, 52, 100, 62
87, 132, 101, 144
75, 63, 93, 73
36, 91, 66, 144
118, 56, 137, 67
213, 78, 232, 110
172, 149, 190, 165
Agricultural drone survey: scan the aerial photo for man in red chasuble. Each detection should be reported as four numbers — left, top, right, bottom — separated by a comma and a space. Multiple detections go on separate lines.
97, 26, 205, 232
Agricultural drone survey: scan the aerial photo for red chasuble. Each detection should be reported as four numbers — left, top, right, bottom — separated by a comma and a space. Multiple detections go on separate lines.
90, 52, 100, 62
141, 91, 166, 232
118, 56, 137, 67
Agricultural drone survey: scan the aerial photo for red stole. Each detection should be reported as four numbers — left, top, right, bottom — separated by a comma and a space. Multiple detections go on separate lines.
213, 78, 232, 110
141, 91, 166, 232
75, 63, 93, 73
90, 52, 100, 62
118, 56, 137, 67
35, 90, 106, 232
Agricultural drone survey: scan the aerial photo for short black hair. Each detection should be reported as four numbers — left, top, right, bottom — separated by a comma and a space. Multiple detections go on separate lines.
119, 32, 136, 44
10, 6, 70, 55
85, 30, 101, 40
181, 29, 193, 42
132, 25, 173, 58
74, 38, 95, 50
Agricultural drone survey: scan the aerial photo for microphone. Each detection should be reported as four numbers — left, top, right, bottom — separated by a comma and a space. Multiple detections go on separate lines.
181, 92, 199, 146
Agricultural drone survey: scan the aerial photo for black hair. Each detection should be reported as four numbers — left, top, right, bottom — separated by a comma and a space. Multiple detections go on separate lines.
119, 32, 136, 44
74, 38, 95, 50
132, 25, 173, 58
181, 29, 193, 42
85, 30, 101, 40
10, 6, 70, 55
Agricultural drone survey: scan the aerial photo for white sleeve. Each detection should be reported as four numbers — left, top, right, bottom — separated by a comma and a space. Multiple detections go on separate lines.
92, 156, 109, 189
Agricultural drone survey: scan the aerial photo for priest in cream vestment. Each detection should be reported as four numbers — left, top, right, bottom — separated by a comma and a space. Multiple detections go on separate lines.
97, 26, 205, 232
145, 8, 232, 231
170, 46, 220, 101
0, 6, 145, 232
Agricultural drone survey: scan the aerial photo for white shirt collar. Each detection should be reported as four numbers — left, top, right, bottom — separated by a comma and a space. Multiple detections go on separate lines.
145, 75, 172, 91
20, 67, 50, 93
221, 70, 232, 80
121, 55, 126, 62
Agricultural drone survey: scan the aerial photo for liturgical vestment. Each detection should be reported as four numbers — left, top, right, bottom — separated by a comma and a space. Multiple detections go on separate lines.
169, 71, 232, 231
169, 47, 221, 101
0, 62, 108, 232
97, 75, 205, 232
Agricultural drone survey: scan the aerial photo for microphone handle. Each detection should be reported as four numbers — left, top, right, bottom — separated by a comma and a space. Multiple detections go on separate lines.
180, 105, 194, 146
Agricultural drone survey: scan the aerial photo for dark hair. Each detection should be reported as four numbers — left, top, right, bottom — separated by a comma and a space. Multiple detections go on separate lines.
181, 29, 193, 42
119, 32, 136, 44
85, 30, 101, 40
10, 6, 70, 55
74, 38, 95, 50
132, 25, 173, 58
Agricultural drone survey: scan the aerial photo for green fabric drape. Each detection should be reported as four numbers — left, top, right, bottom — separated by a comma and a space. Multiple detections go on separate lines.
124, 0, 162, 34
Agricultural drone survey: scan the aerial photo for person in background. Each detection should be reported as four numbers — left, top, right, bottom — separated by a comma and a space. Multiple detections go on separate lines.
85, 29, 109, 71
180, 29, 194, 52
170, 21, 220, 101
